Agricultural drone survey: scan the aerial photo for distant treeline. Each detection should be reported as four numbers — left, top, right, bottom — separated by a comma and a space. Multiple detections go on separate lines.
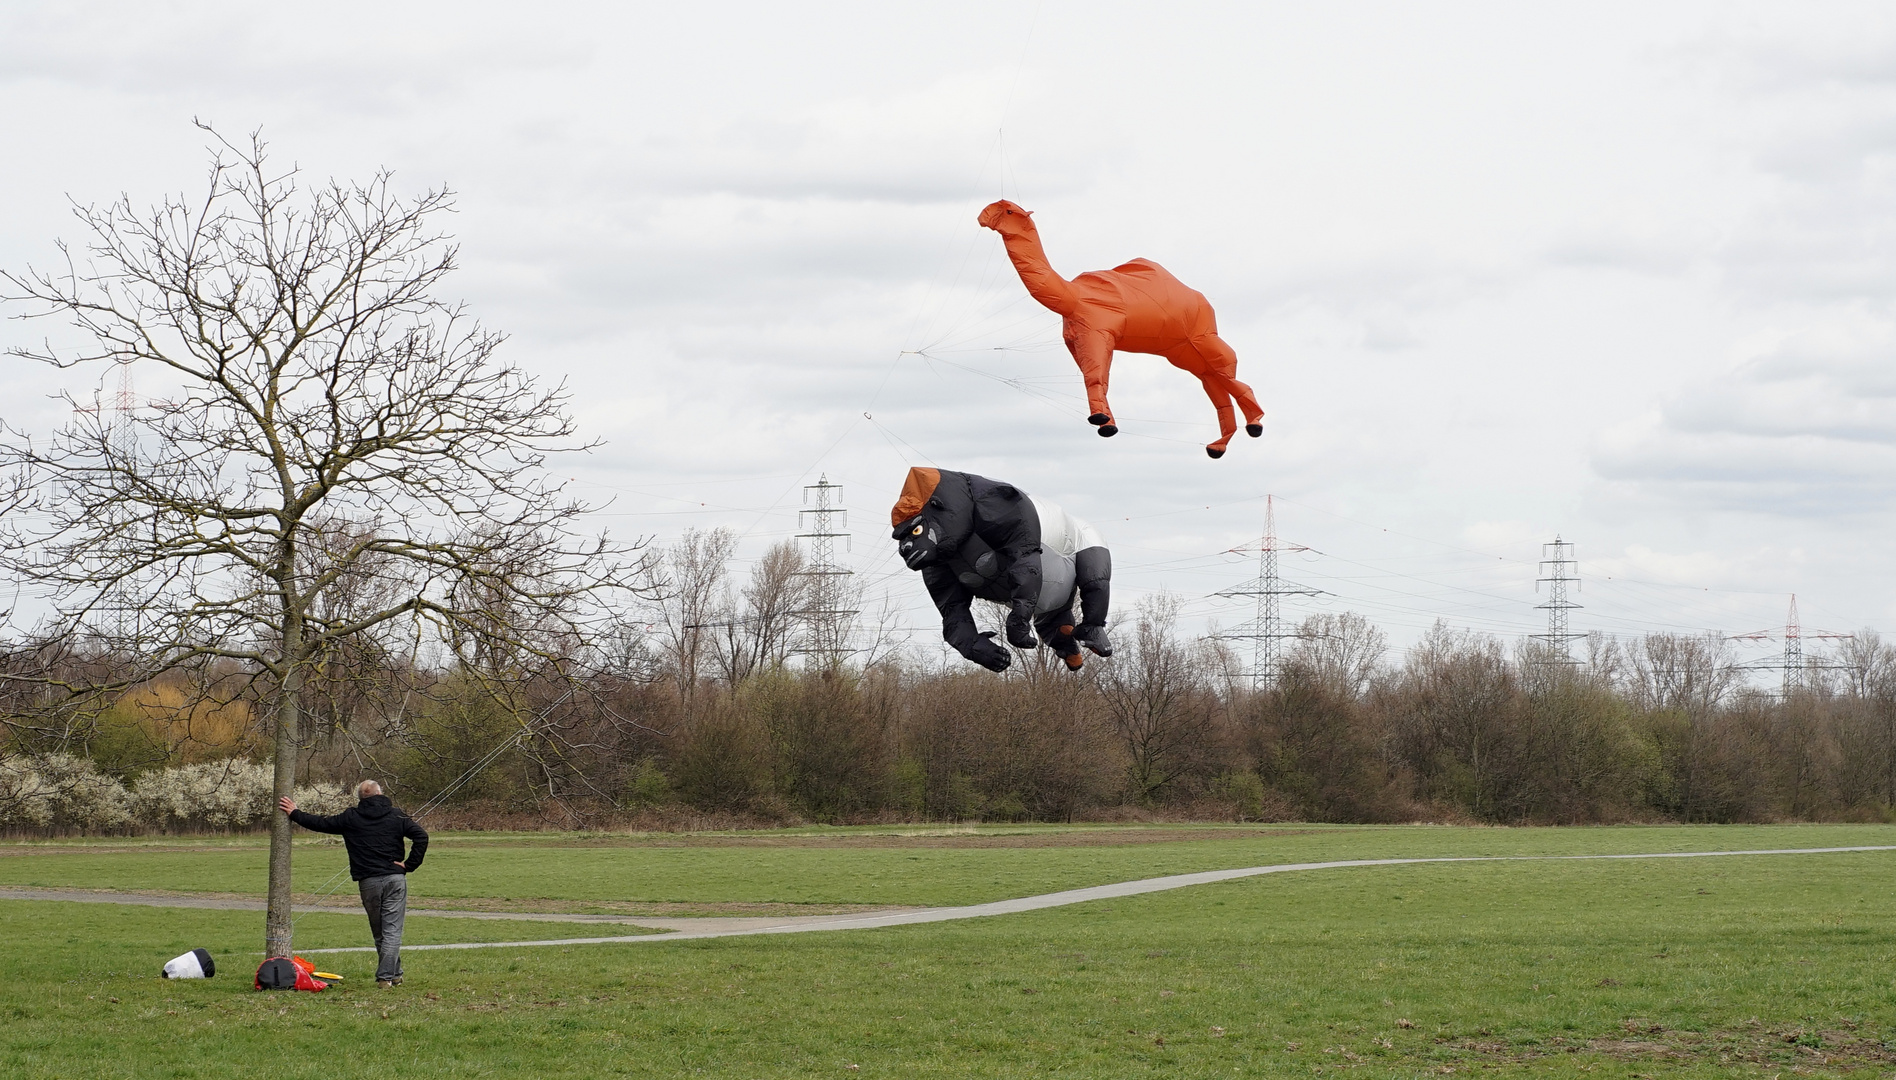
6, 570, 1896, 830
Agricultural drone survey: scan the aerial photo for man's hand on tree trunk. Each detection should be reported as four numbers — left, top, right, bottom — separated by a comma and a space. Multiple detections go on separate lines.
278, 796, 296, 815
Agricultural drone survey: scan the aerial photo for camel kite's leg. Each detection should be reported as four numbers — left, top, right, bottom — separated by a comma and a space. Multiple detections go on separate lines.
1068, 326, 1118, 435
1167, 347, 1238, 457
1191, 333, 1264, 431
1198, 376, 1239, 457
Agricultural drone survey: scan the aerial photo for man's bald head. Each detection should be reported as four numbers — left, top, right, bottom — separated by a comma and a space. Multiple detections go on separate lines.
355, 780, 383, 799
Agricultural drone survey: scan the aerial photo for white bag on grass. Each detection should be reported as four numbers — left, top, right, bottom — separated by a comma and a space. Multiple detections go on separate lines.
162, 948, 215, 979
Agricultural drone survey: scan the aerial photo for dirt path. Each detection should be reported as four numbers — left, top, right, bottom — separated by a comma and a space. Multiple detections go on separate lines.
8, 845, 1893, 953
300, 844, 1896, 952
0, 886, 920, 929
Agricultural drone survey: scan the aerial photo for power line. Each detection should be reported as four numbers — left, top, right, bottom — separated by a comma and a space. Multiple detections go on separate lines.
1729, 594, 1854, 697
794, 475, 857, 668
1214, 495, 1325, 689
1533, 536, 1585, 663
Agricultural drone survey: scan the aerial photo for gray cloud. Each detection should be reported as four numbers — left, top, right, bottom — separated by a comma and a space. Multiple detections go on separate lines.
17, 2, 1896, 644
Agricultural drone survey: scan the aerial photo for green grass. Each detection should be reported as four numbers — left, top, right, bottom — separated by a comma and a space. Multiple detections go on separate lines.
4, 825, 1896, 1077
4, 904, 657, 953
4, 822, 1894, 907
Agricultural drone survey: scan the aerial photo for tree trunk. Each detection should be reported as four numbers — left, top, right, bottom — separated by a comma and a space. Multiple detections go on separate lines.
264, 641, 303, 957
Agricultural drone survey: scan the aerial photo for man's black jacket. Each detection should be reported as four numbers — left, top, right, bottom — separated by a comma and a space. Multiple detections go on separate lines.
288, 795, 428, 881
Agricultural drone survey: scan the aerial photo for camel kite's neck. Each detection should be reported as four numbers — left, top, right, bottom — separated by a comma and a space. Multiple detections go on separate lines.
999, 223, 1081, 318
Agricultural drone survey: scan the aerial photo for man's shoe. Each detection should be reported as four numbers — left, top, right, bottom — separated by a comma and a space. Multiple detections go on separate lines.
391, 977, 403, 986
377, 979, 396, 989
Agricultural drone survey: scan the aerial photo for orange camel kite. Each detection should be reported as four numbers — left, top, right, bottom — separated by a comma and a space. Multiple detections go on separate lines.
977, 200, 1264, 458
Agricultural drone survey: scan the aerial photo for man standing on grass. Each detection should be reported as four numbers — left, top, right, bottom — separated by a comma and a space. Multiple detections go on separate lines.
278, 781, 429, 989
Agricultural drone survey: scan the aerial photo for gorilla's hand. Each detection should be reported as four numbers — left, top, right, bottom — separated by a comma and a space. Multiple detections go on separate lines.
961, 631, 1013, 672
1005, 608, 1038, 650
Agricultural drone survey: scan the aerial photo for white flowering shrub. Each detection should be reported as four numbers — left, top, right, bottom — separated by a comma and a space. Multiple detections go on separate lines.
0, 757, 54, 827
0, 755, 353, 832
132, 760, 276, 827
129, 761, 354, 830
40, 753, 131, 829
294, 780, 353, 817
0, 754, 130, 829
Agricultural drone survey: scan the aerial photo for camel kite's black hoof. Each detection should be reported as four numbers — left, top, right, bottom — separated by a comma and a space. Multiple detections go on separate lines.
1088, 413, 1111, 427
1097, 424, 1118, 437
1206, 446, 1226, 459
1246, 423, 1263, 438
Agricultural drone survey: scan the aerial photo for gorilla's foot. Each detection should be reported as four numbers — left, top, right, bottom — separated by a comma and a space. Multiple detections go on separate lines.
1246, 423, 1263, 438
1098, 424, 1118, 438
1076, 625, 1112, 657
1088, 413, 1111, 426
1064, 653, 1085, 671
1206, 445, 1226, 459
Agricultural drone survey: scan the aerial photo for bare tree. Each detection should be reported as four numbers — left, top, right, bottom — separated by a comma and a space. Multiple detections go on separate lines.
1625, 633, 1749, 821
1583, 631, 1628, 690
1627, 633, 1736, 716
1093, 594, 1220, 803
1250, 660, 1401, 822
0, 127, 641, 957
1831, 630, 1896, 701
850, 586, 913, 673
1289, 612, 1387, 698
712, 539, 806, 685
1830, 630, 1896, 805
650, 527, 736, 701
1388, 623, 1521, 819
267, 516, 418, 770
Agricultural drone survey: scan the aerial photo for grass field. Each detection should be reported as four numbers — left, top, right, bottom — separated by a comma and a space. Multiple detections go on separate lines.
6, 821, 1893, 907
4, 823, 1896, 1077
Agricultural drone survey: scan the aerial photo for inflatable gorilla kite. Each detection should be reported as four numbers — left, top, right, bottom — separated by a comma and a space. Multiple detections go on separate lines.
978, 199, 1265, 459
891, 467, 1111, 672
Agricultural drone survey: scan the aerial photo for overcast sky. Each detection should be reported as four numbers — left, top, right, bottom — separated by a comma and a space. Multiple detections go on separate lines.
5, 1, 1896, 673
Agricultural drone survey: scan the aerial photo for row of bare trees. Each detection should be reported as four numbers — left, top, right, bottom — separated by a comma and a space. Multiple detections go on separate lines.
13, 582, 1896, 832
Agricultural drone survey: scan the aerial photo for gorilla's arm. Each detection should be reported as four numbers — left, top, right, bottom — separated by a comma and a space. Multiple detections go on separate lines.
923, 565, 1011, 672
969, 485, 1044, 649
1075, 546, 1112, 627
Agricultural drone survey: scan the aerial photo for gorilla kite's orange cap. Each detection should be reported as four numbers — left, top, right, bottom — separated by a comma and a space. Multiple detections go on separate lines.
890, 467, 942, 526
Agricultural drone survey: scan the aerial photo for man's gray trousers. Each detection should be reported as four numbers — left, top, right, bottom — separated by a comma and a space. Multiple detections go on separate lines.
358, 873, 407, 982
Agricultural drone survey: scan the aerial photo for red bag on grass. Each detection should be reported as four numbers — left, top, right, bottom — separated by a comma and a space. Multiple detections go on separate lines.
254, 955, 329, 992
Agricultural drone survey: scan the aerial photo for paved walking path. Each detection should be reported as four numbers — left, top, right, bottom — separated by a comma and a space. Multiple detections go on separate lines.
302, 844, 1896, 955
0, 887, 741, 927
7, 845, 1891, 955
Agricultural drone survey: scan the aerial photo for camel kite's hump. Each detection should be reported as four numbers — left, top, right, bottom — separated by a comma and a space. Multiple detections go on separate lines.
1111, 257, 1181, 284
1100, 258, 1217, 347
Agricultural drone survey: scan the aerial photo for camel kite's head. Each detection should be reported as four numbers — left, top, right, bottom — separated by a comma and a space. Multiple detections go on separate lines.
976, 199, 1034, 234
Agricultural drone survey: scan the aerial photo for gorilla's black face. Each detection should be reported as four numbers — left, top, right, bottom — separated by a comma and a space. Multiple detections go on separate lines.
894, 515, 945, 569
